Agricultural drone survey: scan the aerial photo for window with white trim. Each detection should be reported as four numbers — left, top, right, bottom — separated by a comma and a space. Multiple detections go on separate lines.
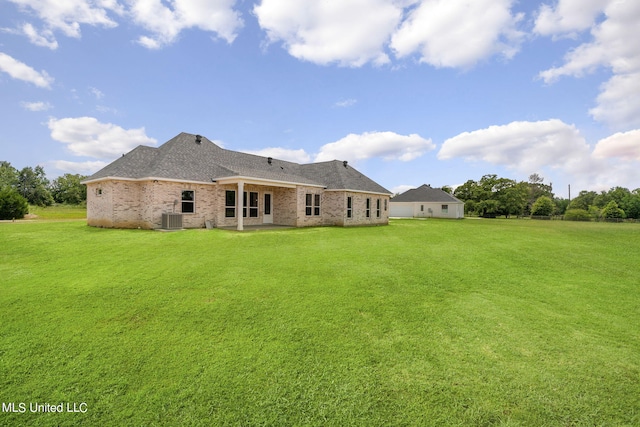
376, 199, 381, 218
442, 204, 449, 214
346, 196, 352, 218
250, 192, 259, 217
366, 198, 371, 218
243, 191, 259, 218
225, 190, 235, 217
182, 190, 195, 213
306, 193, 320, 216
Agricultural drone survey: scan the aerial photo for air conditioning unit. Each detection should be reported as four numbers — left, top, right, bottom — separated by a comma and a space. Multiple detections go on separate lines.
162, 213, 183, 230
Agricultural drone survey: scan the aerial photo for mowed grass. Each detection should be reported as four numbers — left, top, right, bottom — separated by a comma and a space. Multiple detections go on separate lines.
0, 219, 638, 426
27, 205, 86, 220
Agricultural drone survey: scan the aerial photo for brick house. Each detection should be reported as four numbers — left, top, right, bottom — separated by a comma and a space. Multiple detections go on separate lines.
82, 132, 391, 230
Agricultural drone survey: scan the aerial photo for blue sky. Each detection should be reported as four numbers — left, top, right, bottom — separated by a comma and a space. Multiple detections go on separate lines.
1, 0, 639, 197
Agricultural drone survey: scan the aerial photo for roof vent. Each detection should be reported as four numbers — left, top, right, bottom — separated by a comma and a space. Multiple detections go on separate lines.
195, 135, 202, 144
343, 160, 348, 168
268, 157, 272, 164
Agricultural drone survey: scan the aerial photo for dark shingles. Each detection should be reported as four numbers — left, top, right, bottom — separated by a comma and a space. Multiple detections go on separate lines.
300, 161, 391, 193
84, 132, 389, 193
391, 184, 463, 203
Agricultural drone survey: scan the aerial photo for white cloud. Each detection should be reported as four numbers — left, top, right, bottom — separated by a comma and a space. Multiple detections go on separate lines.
254, 0, 403, 67
6, 0, 120, 41
391, 0, 524, 68
240, 147, 312, 164
438, 121, 640, 194
536, 0, 640, 129
89, 87, 104, 99
21, 101, 52, 111
0, 52, 53, 88
593, 129, 640, 161
438, 119, 593, 174
589, 73, 640, 129
334, 98, 357, 108
254, 0, 525, 68
47, 117, 157, 159
130, 0, 243, 48
51, 159, 109, 175
315, 131, 434, 162
21, 23, 59, 49
533, 0, 609, 37
7, 0, 241, 49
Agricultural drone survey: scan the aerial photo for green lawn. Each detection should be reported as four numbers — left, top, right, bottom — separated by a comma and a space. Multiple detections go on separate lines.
27, 204, 87, 220
1, 219, 638, 426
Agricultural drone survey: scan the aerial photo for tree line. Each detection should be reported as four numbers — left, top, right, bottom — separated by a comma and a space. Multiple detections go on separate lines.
452, 173, 640, 220
0, 161, 87, 220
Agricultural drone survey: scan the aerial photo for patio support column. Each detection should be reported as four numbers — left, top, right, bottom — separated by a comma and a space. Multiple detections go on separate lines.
237, 180, 244, 231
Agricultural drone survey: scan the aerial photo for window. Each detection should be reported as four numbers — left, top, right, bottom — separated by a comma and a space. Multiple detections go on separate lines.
376, 199, 381, 218
347, 196, 352, 218
264, 193, 271, 215
421, 205, 424, 212
249, 192, 258, 217
384, 199, 387, 211
243, 192, 258, 217
182, 190, 194, 213
305, 194, 313, 216
305, 193, 320, 216
243, 192, 247, 217
442, 204, 449, 214
96, 188, 102, 196
366, 198, 371, 218
225, 190, 235, 217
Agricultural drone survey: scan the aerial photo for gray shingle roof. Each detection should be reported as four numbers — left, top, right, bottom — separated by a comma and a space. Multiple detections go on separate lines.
391, 184, 463, 203
84, 132, 391, 194
300, 160, 390, 194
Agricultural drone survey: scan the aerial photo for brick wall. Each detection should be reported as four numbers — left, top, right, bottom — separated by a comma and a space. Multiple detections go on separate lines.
86, 181, 115, 227
86, 179, 389, 229
340, 191, 389, 227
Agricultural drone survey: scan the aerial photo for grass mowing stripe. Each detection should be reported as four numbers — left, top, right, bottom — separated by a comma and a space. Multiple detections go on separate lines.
1, 219, 639, 425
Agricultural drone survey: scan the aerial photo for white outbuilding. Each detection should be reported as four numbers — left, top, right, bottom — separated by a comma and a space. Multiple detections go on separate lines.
390, 184, 465, 219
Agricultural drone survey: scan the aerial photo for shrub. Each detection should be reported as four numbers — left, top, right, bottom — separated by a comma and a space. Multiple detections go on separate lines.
531, 196, 555, 216
601, 201, 625, 219
564, 209, 591, 221
0, 188, 29, 220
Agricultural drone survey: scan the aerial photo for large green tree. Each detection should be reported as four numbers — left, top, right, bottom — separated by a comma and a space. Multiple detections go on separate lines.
0, 161, 18, 190
51, 173, 87, 204
0, 188, 29, 220
568, 191, 598, 211
17, 166, 53, 207
525, 173, 553, 214
531, 196, 555, 216
622, 189, 640, 219
601, 201, 625, 219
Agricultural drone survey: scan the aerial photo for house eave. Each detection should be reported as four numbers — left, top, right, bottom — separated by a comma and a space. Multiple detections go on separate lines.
214, 175, 324, 189
324, 188, 392, 196
81, 176, 216, 185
